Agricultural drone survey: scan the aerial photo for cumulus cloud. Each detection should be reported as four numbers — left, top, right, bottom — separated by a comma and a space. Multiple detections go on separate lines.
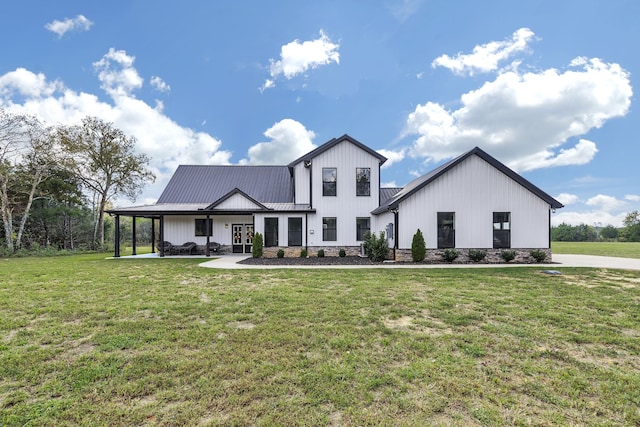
0, 49, 232, 204
243, 119, 316, 165
150, 76, 170, 92
45, 14, 93, 38
377, 148, 406, 169
625, 194, 640, 202
555, 193, 580, 206
552, 210, 628, 228
405, 29, 632, 173
261, 30, 340, 91
585, 194, 627, 212
432, 28, 535, 76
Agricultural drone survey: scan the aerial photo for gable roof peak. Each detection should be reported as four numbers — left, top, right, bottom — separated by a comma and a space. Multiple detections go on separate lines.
288, 134, 387, 167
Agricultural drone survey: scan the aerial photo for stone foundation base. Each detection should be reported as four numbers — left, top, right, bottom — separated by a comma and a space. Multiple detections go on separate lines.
262, 246, 363, 258
394, 248, 552, 263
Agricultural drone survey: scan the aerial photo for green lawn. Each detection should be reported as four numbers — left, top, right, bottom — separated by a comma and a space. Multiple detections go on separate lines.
553, 241, 640, 259
1, 254, 639, 426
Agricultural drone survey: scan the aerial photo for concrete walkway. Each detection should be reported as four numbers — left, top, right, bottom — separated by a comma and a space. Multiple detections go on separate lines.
197, 253, 640, 270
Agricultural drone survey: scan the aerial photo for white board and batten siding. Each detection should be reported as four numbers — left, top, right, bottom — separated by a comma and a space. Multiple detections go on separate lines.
254, 213, 307, 247
397, 155, 551, 249
163, 215, 253, 246
214, 193, 263, 210
306, 140, 382, 247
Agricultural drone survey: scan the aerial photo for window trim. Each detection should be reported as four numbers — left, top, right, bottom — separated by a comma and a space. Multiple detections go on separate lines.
437, 212, 455, 249
264, 217, 279, 247
356, 217, 370, 241
195, 218, 213, 237
288, 217, 303, 247
322, 217, 337, 241
493, 212, 511, 249
356, 167, 371, 197
322, 167, 337, 197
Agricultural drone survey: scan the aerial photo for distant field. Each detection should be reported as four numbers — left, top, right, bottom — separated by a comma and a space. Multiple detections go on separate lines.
1, 254, 639, 425
552, 241, 640, 259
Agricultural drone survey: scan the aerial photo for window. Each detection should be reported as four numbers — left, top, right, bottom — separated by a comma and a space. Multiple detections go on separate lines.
195, 219, 212, 236
493, 212, 511, 248
356, 168, 370, 196
356, 217, 370, 241
323, 217, 337, 241
323, 168, 337, 196
288, 217, 302, 246
264, 217, 278, 247
437, 212, 455, 248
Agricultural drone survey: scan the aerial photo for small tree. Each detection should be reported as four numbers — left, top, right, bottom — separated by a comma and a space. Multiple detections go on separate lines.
411, 229, 426, 262
252, 232, 263, 258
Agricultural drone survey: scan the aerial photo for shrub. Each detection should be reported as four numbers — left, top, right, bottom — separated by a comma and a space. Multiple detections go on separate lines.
468, 249, 486, 262
442, 248, 460, 263
411, 229, 426, 262
530, 249, 547, 263
365, 231, 389, 262
339, 248, 346, 257
277, 249, 285, 258
362, 231, 372, 256
300, 248, 307, 258
501, 249, 516, 263
252, 232, 263, 258
318, 249, 325, 258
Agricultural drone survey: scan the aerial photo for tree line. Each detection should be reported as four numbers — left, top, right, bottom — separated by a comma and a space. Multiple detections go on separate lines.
0, 109, 154, 255
552, 211, 640, 242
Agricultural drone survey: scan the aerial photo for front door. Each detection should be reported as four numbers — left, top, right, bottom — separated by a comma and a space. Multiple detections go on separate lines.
232, 224, 253, 253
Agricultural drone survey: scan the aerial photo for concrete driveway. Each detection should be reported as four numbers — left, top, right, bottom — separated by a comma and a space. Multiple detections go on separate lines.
198, 254, 640, 270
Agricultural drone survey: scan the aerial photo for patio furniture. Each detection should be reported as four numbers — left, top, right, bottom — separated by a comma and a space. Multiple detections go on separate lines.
159, 241, 174, 255
175, 241, 197, 255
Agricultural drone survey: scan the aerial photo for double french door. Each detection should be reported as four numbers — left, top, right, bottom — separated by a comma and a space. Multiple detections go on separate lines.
232, 224, 253, 253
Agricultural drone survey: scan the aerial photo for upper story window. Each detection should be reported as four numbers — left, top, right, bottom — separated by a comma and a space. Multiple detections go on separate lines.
323, 168, 337, 196
493, 212, 511, 248
356, 168, 370, 196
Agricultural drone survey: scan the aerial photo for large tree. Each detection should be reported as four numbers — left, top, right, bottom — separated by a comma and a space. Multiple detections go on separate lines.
620, 210, 640, 242
59, 116, 155, 248
0, 109, 58, 252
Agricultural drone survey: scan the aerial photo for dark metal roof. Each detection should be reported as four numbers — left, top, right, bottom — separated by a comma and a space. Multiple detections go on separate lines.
372, 146, 564, 214
156, 165, 294, 204
288, 134, 387, 167
380, 187, 402, 205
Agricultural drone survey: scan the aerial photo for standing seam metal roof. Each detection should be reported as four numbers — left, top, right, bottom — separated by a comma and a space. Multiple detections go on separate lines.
156, 165, 293, 204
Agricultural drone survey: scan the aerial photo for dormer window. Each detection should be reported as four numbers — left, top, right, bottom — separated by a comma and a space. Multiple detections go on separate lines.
323, 168, 337, 196
356, 168, 370, 196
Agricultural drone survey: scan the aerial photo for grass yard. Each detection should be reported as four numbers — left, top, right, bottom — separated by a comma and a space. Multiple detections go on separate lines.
1, 254, 639, 426
553, 241, 640, 259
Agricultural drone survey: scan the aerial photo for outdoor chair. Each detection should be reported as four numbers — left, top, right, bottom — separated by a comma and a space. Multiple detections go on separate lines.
175, 241, 197, 255
208, 241, 222, 253
159, 241, 174, 255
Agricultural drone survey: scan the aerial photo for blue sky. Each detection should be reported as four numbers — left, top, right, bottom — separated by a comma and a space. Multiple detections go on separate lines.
1, 0, 637, 227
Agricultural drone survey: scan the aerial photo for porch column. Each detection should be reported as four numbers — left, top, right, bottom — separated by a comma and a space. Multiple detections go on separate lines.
159, 215, 165, 257
114, 215, 120, 258
205, 214, 211, 257
151, 218, 156, 253
131, 216, 137, 256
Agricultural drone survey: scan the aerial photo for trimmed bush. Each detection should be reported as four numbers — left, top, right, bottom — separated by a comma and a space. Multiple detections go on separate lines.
300, 248, 307, 258
501, 249, 516, 262
530, 249, 547, 263
318, 249, 325, 258
411, 229, 426, 262
252, 232, 263, 258
277, 249, 285, 258
365, 231, 389, 262
442, 248, 460, 263
468, 249, 486, 262
339, 248, 346, 257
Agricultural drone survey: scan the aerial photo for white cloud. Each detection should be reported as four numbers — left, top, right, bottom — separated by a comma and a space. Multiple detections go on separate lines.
625, 194, 640, 202
381, 181, 398, 188
243, 119, 316, 165
387, 0, 424, 21
585, 194, 627, 211
261, 30, 340, 91
0, 50, 233, 205
150, 76, 170, 92
93, 48, 144, 98
432, 28, 535, 76
552, 210, 627, 228
377, 148, 406, 169
407, 45, 632, 171
45, 14, 93, 38
555, 193, 580, 206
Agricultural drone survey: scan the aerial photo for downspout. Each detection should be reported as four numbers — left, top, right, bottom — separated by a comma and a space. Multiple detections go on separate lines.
132, 216, 137, 256
305, 212, 308, 253
548, 208, 552, 249
114, 214, 120, 258
205, 213, 211, 257
393, 208, 399, 260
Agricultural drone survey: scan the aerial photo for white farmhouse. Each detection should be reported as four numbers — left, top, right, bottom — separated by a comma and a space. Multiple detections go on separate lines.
108, 134, 563, 261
